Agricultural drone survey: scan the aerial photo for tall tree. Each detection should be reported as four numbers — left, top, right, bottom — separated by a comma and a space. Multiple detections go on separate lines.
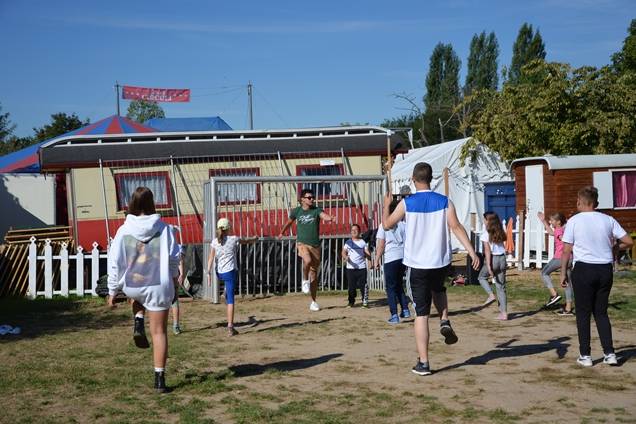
507, 23, 546, 84
33, 113, 89, 142
612, 18, 636, 74
0, 103, 15, 146
465, 31, 499, 94
423, 43, 462, 143
126, 100, 165, 124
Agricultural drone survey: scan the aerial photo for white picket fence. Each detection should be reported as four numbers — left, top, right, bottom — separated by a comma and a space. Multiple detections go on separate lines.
473, 214, 555, 269
27, 237, 107, 299
26, 214, 556, 299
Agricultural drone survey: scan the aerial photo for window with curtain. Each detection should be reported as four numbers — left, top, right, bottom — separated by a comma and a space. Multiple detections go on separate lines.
115, 172, 172, 210
297, 164, 345, 198
613, 170, 636, 208
209, 168, 260, 204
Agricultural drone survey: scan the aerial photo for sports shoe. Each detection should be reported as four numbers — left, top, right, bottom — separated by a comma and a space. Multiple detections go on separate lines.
133, 317, 150, 349
346, 303, 354, 308
603, 353, 618, 366
483, 295, 496, 306
440, 320, 458, 344
361, 302, 369, 309
154, 371, 168, 394
555, 308, 574, 316
173, 325, 182, 335
227, 326, 238, 337
576, 355, 593, 367
400, 309, 411, 319
411, 360, 432, 376
301, 280, 310, 294
309, 301, 320, 311
387, 314, 400, 324
545, 295, 562, 307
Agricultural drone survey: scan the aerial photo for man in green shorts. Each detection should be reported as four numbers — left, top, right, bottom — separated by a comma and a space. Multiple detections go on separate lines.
279, 188, 335, 311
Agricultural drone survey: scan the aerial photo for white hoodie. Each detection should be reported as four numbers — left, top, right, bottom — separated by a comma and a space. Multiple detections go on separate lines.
107, 214, 180, 311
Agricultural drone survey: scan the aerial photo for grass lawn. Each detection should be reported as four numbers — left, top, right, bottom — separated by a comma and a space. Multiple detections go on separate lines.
1, 268, 635, 423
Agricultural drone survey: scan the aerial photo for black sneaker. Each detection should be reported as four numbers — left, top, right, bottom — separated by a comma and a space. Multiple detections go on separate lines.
133, 317, 150, 349
154, 371, 168, 393
545, 295, 562, 307
412, 360, 432, 376
555, 307, 574, 316
440, 320, 458, 345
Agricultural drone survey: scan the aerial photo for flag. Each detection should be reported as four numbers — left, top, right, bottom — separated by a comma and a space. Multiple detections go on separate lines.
122, 85, 190, 102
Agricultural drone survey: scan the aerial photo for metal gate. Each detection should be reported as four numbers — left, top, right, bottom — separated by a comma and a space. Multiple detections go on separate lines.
202, 175, 386, 303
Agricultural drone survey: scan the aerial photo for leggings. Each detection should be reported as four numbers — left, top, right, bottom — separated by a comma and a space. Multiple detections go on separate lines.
217, 270, 237, 305
541, 258, 574, 302
478, 254, 507, 313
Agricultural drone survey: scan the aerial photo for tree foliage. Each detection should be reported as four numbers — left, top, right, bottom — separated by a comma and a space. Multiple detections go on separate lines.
126, 100, 165, 124
33, 113, 88, 142
471, 60, 636, 161
465, 31, 499, 94
612, 18, 636, 74
506, 23, 546, 84
423, 43, 462, 143
0, 103, 15, 145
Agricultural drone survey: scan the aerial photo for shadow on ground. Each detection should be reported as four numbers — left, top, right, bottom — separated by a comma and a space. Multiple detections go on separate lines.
435, 337, 571, 373
229, 353, 344, 377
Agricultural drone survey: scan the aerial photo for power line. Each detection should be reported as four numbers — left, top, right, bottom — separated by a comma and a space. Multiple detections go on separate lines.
253, 87, 290, 128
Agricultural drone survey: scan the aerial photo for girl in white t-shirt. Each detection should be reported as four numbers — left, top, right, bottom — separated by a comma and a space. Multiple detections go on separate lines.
342, 224, 372, 307
477, 212, 509, 320
206, 218, 256, 336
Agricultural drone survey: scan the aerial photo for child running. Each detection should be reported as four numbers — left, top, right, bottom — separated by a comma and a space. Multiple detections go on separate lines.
206, 218, 256, 336
538, 211, 574, 314
561, 186, 633, 367
342, 224, 372, 307
477, 212, 508, 320
375, 200, 410, 324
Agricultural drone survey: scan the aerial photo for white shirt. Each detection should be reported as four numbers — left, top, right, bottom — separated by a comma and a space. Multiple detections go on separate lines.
403, 190, 452, 269
344, 239, 368, 269
562, 211, 627, 264
480, 232, 506, 256
211, 235, 239, 273
376, 221, 405, 263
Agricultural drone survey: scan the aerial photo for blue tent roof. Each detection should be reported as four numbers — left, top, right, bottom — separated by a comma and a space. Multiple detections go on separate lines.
144, 117, 232, 132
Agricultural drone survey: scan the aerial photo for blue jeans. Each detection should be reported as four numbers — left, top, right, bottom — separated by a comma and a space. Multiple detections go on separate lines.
384, 259, 409, 316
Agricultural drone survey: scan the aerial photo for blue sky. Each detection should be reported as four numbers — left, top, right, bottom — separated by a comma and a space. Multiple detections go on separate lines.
1, 0, 633, 136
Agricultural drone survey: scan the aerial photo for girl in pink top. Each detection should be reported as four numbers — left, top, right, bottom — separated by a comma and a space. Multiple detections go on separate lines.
538, 212, 573, 315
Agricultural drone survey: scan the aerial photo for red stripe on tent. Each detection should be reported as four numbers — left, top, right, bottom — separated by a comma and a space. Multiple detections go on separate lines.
0, 153, 38, 173
126, 119, 155, 132
105, 118, 124, 134
75, 119, 107, 135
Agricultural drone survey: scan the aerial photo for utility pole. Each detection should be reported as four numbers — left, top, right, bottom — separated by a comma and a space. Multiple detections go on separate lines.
115, 81, 121, 116
247, 81, 254, 130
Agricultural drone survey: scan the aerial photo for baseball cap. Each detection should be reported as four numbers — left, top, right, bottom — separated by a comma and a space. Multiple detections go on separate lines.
216, 218, 231, 230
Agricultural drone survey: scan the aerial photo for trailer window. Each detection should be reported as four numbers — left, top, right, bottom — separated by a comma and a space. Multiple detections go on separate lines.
296, 164, 345, 199
209, 168, 260, 204
613, 170, 636, 208
115, 172, 172, 210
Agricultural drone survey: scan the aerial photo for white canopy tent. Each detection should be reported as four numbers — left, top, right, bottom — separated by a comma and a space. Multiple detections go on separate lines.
390, 137, 512, 250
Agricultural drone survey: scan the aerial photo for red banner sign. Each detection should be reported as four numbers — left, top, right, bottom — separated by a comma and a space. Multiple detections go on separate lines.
122, 85, 191, 102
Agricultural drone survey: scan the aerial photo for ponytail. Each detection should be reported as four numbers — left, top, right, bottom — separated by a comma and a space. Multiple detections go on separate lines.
216, 228, 226, 244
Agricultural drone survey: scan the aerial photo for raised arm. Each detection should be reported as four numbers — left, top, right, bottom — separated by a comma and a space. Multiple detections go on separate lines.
537, 212, 554, 236
447, 200, 480, 270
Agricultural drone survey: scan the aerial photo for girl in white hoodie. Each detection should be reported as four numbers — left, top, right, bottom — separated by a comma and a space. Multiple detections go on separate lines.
107, 187, 180, 393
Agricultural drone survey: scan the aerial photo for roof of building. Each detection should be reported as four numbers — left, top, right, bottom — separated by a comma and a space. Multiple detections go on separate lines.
144, 116, 232, 132
511, 154, 636, 171
39, 126, 405, 171
0, 115, 156, 173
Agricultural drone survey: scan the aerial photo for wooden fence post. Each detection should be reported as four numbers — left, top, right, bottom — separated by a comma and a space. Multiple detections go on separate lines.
76, 246, 84, 296
28, 237, 37, 299
60, 242, 69, 297
44, 239, 53, 299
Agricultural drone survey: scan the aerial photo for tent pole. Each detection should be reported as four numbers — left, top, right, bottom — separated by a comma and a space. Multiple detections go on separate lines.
98, 159, 111, 247
170, 156, 183, 244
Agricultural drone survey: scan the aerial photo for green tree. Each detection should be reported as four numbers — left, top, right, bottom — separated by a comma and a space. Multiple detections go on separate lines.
423, 43, 462, 143
33, 112, 89, 142
0, 103, 16, 148
506, 23, 546, 84
612, 18, 636, 74
471, 60, 636, 161
465, 31, 499, 94
126, 100, 165, 124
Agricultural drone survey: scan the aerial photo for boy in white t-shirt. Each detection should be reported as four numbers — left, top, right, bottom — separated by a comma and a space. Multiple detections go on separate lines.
342, 224, 372, 307
561, 186, 633, 367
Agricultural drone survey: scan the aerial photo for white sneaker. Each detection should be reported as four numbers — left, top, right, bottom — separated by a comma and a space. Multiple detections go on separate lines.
309, 301, 320, 311
576, 355, 593, 367
301, 280, 310, 294
603, 353, 618, 366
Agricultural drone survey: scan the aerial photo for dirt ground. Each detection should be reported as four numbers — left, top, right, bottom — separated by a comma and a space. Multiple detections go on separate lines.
1, 270, 635, 423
